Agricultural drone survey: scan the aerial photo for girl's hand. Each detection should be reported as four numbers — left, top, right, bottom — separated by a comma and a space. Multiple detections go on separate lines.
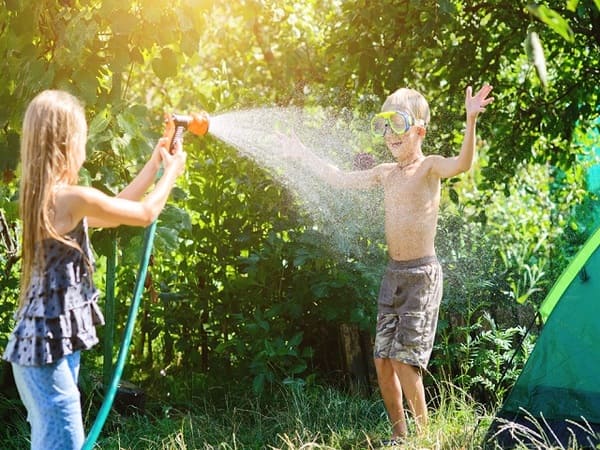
151, 113, 182, 168
163, 112, 176, 143
151, 136, 170, 168
465, 84, 494, 120
160, 143, 187, 177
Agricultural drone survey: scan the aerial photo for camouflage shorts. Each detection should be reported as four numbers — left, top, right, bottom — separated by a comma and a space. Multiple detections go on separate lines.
373, 256, 443, 369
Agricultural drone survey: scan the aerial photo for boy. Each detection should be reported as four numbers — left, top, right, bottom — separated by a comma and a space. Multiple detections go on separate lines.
280, 84, 493, 444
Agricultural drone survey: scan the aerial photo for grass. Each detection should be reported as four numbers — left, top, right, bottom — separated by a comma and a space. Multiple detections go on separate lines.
2, 378, 597, 449
1, 376, 495, 449
91, 383, 492, 449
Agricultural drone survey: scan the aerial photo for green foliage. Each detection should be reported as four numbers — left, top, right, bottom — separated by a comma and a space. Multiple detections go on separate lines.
527, 3, 575, 43
435, 311, 535, 405
432, 206, 532, 404
0, 184, 19, 354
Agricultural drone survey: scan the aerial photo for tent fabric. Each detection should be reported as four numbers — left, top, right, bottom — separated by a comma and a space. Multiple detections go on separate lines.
485, 226, 600, 448
538, 227, 600, 321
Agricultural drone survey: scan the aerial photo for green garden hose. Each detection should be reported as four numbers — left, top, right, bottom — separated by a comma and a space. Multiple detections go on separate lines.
82, 220, 158, 450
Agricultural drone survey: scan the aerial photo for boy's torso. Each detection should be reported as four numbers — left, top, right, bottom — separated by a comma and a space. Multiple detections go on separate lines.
380, 159, 441, 261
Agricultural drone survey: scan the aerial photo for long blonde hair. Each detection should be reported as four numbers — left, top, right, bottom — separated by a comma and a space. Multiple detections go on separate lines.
18, 90, 88, 310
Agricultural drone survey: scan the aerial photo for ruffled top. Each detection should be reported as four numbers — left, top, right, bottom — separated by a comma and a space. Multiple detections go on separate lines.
2, 218, 105, 366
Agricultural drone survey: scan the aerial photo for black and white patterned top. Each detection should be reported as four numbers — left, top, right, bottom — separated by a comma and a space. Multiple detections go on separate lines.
2, 218, 105, 366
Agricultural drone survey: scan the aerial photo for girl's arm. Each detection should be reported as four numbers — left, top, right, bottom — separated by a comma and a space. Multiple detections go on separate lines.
75, 145, 186, 229
114, 136, 168, 202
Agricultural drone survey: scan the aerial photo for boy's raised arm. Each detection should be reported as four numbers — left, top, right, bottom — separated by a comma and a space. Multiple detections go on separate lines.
429, 84, 494, 180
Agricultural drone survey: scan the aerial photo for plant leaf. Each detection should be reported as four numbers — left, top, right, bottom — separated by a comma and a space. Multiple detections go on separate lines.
526, 4, 575, 42
566, 0, 579, 12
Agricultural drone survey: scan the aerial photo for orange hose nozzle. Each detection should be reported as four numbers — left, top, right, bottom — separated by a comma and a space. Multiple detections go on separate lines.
172, 111, 210, 136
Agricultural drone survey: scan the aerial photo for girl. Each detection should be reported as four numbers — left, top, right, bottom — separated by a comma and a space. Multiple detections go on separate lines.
2, 89, 186, 449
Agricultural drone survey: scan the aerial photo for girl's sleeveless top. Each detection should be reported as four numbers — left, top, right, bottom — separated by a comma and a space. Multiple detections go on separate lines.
2, 219, 105, 366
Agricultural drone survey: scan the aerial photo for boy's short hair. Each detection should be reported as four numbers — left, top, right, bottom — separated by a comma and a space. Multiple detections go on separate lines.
382, 88, 430, 127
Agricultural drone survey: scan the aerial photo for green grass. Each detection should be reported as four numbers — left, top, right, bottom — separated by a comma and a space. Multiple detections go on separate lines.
91, 383, 491, 449
1, 378, 495, 449
3, 379, 595, 449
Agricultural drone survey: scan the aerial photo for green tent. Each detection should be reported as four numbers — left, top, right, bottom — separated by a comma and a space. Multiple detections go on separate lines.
485, 226, 600, 448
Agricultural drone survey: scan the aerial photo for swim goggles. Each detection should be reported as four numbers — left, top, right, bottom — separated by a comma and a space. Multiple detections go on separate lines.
370, 111, 415, 137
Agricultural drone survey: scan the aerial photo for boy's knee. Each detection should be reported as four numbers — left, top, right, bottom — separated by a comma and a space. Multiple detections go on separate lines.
374, 357, 396, 379
374, 356, 389, 368
394, 360, 423, 376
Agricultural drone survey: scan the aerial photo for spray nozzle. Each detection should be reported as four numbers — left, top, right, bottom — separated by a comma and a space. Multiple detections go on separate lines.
166, 111, 210, 152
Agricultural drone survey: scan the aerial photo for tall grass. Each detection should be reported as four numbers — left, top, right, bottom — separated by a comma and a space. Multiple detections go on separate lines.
92, 380, 491, 449
6, 379, 595, 449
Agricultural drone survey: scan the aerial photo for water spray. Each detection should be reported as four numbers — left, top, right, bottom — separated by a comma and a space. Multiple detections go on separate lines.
168, 111, 210, 151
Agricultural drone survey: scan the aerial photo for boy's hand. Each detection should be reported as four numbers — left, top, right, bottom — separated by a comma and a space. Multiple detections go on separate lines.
465, 84, 494, 120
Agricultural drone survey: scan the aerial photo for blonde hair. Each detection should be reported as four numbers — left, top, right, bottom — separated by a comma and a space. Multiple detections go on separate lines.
18, 90, 88, 310
381, 88, 430, 127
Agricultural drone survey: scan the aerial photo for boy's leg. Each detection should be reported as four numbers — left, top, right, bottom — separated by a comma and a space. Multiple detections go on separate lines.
392, 360, 428, 433
374, 357, 408, 438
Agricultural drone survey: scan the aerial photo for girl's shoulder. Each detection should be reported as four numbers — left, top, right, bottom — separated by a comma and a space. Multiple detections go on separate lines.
53, 184, 101, 235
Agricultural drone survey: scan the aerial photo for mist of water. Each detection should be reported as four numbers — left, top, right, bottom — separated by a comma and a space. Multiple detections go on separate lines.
207, 107, 385, 258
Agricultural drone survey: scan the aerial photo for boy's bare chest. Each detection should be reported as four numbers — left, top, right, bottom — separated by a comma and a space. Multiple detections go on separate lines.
381, 167, 439, 218
382, 166, 433, 198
